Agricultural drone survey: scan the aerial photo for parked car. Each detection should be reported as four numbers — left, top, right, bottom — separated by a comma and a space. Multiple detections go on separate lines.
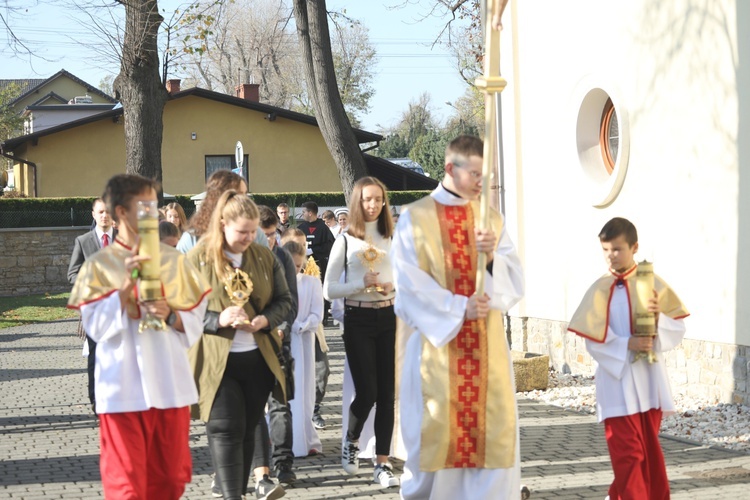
386, 158, 429, 176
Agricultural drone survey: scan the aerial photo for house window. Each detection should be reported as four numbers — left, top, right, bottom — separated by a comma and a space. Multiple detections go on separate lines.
205, 155, 249, 183
599, 98, 618, 174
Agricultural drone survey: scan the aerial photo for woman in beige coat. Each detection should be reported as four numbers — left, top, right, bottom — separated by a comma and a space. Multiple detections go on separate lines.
188, 191, 292, 500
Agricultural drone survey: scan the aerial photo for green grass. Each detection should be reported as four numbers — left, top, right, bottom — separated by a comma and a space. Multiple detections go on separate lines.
0, 292, 78, 329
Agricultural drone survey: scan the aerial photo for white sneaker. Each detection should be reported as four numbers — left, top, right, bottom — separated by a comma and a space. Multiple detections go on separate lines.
342, 438, 360, 475
373, 463, 399, 488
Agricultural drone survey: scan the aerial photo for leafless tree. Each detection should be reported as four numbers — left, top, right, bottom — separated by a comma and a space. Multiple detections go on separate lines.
0, 0, 38, 57
292, 0, 368, 201
179, 0, 295, 105
112, 0, 167, 184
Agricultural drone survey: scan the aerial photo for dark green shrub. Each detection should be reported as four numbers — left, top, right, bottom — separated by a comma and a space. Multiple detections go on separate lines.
0, 190, 432, 228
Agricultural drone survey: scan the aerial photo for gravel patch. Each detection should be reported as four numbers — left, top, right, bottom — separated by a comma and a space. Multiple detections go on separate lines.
520, 371, 750, 454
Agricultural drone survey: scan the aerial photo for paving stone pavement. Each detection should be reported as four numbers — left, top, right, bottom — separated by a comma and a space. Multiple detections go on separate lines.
1, 319, 749, 499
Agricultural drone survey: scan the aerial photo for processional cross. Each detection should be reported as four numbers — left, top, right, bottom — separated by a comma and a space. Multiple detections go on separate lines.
475, 0, 509, 296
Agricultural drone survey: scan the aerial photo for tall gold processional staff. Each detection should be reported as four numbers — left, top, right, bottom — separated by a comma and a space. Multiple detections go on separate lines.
391, 2, 528, 498
475, 0, 509, 296
475, 4, 531, 498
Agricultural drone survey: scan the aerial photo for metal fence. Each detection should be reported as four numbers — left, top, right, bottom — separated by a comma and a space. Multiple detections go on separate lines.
0, 210, 94, 229
0, 206, 199, 229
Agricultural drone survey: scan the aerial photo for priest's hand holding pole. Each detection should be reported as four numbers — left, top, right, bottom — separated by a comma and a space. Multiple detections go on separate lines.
475, 228, 498, 263
466, 293, 491, 320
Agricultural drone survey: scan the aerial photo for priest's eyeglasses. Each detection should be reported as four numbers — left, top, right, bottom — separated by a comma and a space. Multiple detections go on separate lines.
454, 162, 482, 180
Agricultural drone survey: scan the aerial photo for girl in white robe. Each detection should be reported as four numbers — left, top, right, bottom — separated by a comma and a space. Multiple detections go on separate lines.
285, 241, 323, 457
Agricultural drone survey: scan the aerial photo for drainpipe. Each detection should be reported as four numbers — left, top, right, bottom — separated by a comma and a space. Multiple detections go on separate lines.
0, 150, 37, 197
495, 95, 513, 346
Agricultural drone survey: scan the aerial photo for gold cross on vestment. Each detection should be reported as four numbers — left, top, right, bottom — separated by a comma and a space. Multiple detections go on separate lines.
453, 230, 467, 246
460, 438, 475, 452
461, 385, 477, 401
455, 253, 469, 271
461, 334, 478, 349
456, 279, 473, 296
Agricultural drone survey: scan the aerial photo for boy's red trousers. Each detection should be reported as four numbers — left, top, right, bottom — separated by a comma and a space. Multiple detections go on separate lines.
99, 407, 192, 500
604, 408, 669, 500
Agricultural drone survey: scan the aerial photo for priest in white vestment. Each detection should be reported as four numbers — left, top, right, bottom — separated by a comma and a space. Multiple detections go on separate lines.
391, 136, 524, 499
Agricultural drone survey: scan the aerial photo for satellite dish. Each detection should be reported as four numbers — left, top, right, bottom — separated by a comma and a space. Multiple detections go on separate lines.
235, 141, 244, 170
0, 170, 8, 189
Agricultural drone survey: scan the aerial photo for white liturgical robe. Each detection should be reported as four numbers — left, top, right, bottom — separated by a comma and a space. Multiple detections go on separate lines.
585, 284, 687, 422
391, 184, 525, 500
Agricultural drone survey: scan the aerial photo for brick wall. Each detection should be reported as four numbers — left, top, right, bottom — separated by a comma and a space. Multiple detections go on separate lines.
509, 316, 750, 405
0, 227, 88, 296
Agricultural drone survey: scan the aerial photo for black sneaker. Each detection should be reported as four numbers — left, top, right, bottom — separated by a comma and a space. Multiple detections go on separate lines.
210, 476, 222, 498
342, 438, 359, 475
255, 474, 285, 499
312, 412, 326, 429
274, 463, 297, 485
521, 485, 531, 499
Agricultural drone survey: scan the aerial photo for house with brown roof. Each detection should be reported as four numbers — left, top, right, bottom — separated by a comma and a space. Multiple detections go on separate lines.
1, 69, 116, 111
0, 81, 436, 197
0, 69, 117, 134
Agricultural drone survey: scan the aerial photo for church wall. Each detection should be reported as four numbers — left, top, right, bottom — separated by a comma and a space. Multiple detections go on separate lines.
509, 316, 750, 405
500, 0, 748, 350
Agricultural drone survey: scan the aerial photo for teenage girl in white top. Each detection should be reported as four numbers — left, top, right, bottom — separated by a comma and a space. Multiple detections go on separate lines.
323, 176, 399, 488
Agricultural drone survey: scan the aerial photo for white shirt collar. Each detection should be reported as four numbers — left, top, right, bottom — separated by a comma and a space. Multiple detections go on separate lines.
94, 227, 114, 244
431, 183, 469, 206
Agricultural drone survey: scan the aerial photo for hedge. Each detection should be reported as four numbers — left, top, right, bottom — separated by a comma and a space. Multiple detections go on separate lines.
249, 190, 430, 208
0, 190, 431, 229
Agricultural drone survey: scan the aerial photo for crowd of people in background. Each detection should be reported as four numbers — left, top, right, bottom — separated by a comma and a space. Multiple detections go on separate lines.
68, 167, 405, 500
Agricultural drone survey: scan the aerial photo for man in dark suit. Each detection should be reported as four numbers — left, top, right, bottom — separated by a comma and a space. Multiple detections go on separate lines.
68, 198, 115, 415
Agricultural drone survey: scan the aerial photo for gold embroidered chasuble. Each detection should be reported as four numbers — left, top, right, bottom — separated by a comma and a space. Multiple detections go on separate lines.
406, 196, 517, 471
568, 263, 690, 342
67, 240, 210, 315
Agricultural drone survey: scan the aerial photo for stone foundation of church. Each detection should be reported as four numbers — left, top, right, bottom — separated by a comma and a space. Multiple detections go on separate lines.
508, 316, 750, 405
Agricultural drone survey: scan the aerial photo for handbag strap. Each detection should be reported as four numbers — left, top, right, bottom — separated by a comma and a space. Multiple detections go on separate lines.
343, 233, 348, 281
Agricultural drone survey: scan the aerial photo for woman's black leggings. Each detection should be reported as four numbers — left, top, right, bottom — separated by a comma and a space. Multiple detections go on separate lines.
206, 349, 274, 500
343, 304, 396, 457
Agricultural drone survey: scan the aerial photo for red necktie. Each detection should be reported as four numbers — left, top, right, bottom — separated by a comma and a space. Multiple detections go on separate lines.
102, 233, 109, 247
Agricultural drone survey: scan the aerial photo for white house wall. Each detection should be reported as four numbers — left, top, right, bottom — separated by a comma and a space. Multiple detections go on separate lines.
26, 109, 113, 133
501, 0, 746, 346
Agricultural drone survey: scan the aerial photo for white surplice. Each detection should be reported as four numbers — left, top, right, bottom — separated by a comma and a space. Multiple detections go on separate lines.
585, 284, 686, 422
290, 273, 323, 456
391, 184, 525, 500
81, 293, 207, 414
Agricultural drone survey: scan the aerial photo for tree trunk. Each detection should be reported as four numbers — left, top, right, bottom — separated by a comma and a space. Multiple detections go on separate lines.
292, 0, 368, 203
114, 0, 167, 188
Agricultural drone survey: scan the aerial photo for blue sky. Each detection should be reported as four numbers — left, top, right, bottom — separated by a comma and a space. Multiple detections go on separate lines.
0, 0, 469, 132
